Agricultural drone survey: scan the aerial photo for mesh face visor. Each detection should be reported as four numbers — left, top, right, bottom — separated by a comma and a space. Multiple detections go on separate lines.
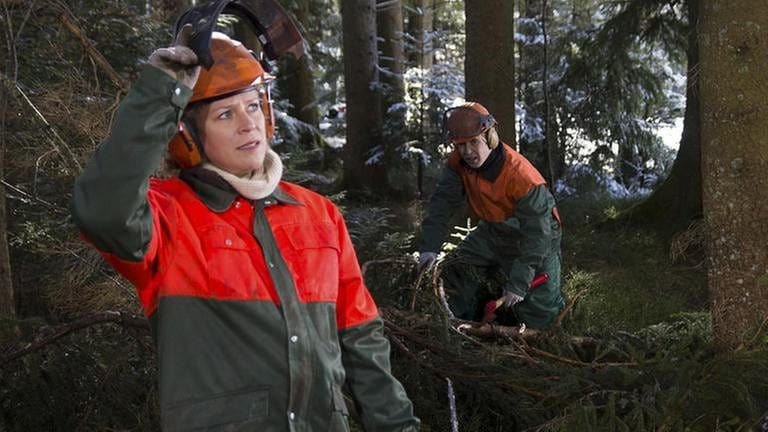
443, 106, 497, 144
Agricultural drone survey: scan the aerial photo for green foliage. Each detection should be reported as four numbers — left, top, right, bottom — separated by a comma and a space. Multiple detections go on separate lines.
1, 323, 158, 431
517, 0, 687, 183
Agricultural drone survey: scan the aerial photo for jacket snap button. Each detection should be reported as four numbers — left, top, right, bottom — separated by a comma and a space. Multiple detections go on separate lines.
225, 239, 232, 246
290, 335, 298, 343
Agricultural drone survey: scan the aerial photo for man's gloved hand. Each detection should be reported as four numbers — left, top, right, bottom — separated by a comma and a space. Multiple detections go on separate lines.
417, 252, 437, 273
502, 291, 524, 308
148, 23, 200, 89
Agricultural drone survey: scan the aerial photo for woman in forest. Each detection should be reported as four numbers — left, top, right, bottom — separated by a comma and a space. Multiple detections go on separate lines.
417, 102, 564, 330
71, 27, 419, 432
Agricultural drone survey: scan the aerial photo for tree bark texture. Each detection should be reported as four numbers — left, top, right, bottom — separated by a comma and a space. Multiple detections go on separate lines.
406, 0, 434, 69
624, 0, 701, 238
698, 0, 768, 350
341, 0, 386, 192
465, 0, 516, 148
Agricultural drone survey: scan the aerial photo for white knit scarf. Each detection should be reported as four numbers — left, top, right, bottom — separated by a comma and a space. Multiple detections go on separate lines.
202, 149, 283, 200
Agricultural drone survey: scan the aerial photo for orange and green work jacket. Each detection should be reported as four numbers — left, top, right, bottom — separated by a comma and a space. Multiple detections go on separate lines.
71, 66, 419, 432
419, 143, 561, 297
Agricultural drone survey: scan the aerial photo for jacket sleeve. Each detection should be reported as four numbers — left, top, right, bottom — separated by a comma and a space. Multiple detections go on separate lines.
418, 165, 465, 253
502, 185, 559, 296
71, 65, 191, 262
333, 207, 420, 432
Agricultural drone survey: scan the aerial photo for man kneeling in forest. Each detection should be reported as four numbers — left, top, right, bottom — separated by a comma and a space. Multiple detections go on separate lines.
417, 102, 564, 329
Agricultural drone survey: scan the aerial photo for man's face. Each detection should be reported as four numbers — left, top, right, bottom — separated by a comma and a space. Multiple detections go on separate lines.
199, 89, 268, 177
456, 134, 491, 168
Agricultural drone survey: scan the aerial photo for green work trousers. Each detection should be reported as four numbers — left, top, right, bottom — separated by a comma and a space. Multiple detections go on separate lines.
442, 222, 564, 329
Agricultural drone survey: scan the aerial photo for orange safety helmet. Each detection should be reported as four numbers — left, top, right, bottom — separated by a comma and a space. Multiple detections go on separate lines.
442, 102, 499, 149
168, 32, 275, 168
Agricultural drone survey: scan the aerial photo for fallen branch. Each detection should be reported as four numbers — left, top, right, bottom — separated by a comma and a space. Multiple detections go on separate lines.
360, 257, 412, 279
53, 3, 129, 91
409, 264, 428, 311
385, 318, 548, 400
555, 287, 588, 327
1, 310, 148, 366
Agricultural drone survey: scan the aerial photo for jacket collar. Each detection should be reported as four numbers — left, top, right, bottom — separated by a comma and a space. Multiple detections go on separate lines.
179, 166, 300, 212
461, 143, 506, 182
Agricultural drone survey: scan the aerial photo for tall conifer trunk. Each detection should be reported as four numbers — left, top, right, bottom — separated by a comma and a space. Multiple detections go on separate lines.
377, 0, 415, 199
277, 0, 319, 129
0, 12, 18, 341
465, 0, 516, 148
698, 0, 768, 350
341, 0, 386, 193
406, 0, 434, 69
624, 0, 702, 238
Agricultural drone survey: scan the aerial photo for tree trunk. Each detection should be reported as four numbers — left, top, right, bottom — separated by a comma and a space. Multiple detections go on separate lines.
465, 0, 516, 148
277, 0, 319, 129
0, 8, 19, 340
377, 0, 406, 115
377, 0, 416, 200
341, 0, 386, 193
406, 0, 434, 69
622, 0, 701, 238
698, 0, 768, 350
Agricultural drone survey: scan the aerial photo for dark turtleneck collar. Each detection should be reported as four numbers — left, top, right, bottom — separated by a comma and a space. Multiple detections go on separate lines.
179, 166, 299, 212
460, 143, 506, 182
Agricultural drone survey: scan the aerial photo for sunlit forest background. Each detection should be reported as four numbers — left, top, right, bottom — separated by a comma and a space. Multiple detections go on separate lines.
1, 0, 767, 430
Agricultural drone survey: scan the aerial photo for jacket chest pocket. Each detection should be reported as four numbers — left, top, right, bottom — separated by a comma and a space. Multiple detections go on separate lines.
279, 223, 340, 302
198, 225, 265, 299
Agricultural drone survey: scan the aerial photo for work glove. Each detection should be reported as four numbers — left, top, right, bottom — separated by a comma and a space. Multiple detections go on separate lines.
148, 23, 200, 90
417, 251, 437, 273
502, 291, 524, 308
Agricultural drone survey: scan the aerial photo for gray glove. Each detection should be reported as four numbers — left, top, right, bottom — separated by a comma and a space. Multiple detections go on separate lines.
417, 252, 437, 273
502, 291, 524, 308
148, 23, 200, 90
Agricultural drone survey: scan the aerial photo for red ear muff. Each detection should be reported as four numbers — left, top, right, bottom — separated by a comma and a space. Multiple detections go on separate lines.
168, 121, 203, 169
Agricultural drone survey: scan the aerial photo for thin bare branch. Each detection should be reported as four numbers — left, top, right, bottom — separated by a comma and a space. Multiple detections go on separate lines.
1, 310, 149, 366
52, 2, 128, 92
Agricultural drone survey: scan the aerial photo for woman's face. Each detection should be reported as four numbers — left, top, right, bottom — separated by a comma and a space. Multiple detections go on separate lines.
199, 89, 268, 177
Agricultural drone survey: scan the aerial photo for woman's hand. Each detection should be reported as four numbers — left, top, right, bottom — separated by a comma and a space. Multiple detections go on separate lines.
148, 24, 201, 89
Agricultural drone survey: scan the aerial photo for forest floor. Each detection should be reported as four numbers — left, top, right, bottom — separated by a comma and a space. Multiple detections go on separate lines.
555, 196, 707, 334
346, 194, 767, 432
4, 194, 766, 432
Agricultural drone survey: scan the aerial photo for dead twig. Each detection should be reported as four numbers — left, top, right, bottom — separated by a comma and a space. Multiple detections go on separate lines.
52, 3, 129, 92
555, 287, 588, 326
386, 319, 549, 400
1, 310, 149, 366
737, 315, 768, 352
524, 345, 638, 369
0, 72, 83, 171
409, 264, 428, 311
360, 257, 412, 279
